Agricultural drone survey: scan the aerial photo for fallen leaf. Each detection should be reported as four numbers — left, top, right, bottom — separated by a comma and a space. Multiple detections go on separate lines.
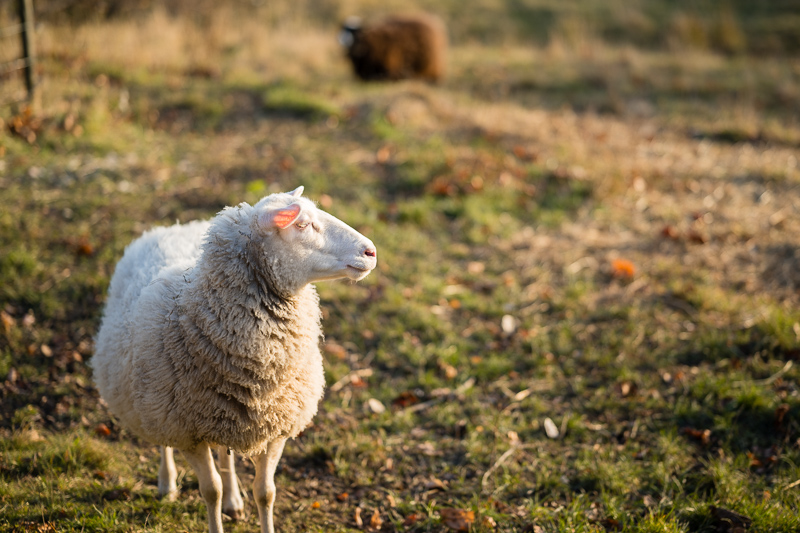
661, 225, 680, 240
611, 258, 636, 278
682, 427, 711, 445
425, 478, 447, 490
501, 314, 517, 335
76, 239, 94, 257
618, 381, 637, 397
22, 311, 35, 328
279, 156, 294, 171
482, 516, 497, 528
386, 493, 396, 507
440, 508, 475, 532
391, 391, 420, 408
429, 176, 458, 197
0, 310, 14, 332
543, 417, 559, 439
367, 398, 386, 414
747, 451, 762, 468
440, 362, 458, 379
376, 146, 391, 164
350, 375, 368, 388
368, 509, 383, 531
311, 501, 321, 509
94, 423, 112, 437
403, 513, 421, 527
336, 492, 349, 502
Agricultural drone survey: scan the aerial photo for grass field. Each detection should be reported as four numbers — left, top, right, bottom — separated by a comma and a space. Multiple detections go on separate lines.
1, 1, 800, 531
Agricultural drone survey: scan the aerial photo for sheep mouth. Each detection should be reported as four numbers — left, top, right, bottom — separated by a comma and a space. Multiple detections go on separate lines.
345, 264, 372, 280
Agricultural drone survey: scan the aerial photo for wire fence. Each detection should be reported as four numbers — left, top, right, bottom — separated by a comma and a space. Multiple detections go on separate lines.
0, 0, 37, 108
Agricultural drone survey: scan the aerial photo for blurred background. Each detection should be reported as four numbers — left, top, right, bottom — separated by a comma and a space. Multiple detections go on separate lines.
1, 1, 799, 532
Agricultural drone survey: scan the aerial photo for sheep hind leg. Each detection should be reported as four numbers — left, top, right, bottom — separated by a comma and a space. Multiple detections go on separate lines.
216, 445, 245, 521
182, 443, 224, 533
158, 446, 178, 501
253, 438, 287, 533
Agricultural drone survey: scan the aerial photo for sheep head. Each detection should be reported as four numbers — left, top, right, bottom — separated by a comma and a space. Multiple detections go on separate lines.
253, 187, 377, 292
338, 16, 362, 48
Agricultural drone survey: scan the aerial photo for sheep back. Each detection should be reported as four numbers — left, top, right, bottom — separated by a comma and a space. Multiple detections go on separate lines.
347, 14, 447, 82
92, 205, 325, 454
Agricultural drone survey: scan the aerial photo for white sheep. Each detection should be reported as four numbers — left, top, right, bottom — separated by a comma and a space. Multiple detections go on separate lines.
91, 186, 377, 533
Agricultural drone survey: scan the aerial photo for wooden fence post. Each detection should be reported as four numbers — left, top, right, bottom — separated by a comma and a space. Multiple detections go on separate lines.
18, 0, 38, 110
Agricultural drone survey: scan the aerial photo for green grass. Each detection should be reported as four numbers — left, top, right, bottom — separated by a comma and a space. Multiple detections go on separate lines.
1, 1, 800, 532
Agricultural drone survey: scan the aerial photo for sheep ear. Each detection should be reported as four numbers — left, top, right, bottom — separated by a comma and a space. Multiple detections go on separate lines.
288, 186, 304, 198
260, 203, 302, 230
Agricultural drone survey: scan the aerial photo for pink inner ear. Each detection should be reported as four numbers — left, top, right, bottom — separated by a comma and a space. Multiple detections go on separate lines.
271, 204, 302, 229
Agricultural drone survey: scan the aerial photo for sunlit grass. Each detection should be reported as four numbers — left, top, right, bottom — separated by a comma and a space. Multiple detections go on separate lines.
1, 2, 799, 532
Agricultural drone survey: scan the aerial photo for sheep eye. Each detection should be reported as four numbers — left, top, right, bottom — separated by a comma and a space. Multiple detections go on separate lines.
295, 221, 309, 230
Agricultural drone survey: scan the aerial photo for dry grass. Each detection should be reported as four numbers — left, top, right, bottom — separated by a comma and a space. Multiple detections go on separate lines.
1, 3, 800, 532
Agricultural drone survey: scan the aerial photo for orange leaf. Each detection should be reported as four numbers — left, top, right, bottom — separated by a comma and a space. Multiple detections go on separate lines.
403, 513, 421, 527
440, 508, 475, 532
681, 427, 711, 445
391, 391, 420, 408
661, 225, 680, 240
94, 423, 111, 437
481, 516, 497, 528
76, 239, 95, 257
368, 509, 383, 531
1, 310, 15, 332
611, 259, 635, 278
376, 146, 391, 164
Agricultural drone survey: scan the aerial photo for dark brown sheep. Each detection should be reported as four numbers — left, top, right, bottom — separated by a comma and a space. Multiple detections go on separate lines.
339, 14, 447, 83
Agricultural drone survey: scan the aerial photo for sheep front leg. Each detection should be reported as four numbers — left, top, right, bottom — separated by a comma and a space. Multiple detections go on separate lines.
253, 438, 287, 533
182, 444, 224, 533
158, 446, 178, 501
216, 445, 244, 520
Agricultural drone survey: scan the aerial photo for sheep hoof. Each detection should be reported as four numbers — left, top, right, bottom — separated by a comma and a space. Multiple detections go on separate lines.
158, 489, 179, 502
222, 509, 244, 522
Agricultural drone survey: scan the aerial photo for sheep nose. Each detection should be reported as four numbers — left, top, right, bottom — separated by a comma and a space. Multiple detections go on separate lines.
364, 247, 377, 258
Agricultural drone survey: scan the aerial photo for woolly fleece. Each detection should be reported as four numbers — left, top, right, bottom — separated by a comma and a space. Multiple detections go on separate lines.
92, 194, 328, 454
